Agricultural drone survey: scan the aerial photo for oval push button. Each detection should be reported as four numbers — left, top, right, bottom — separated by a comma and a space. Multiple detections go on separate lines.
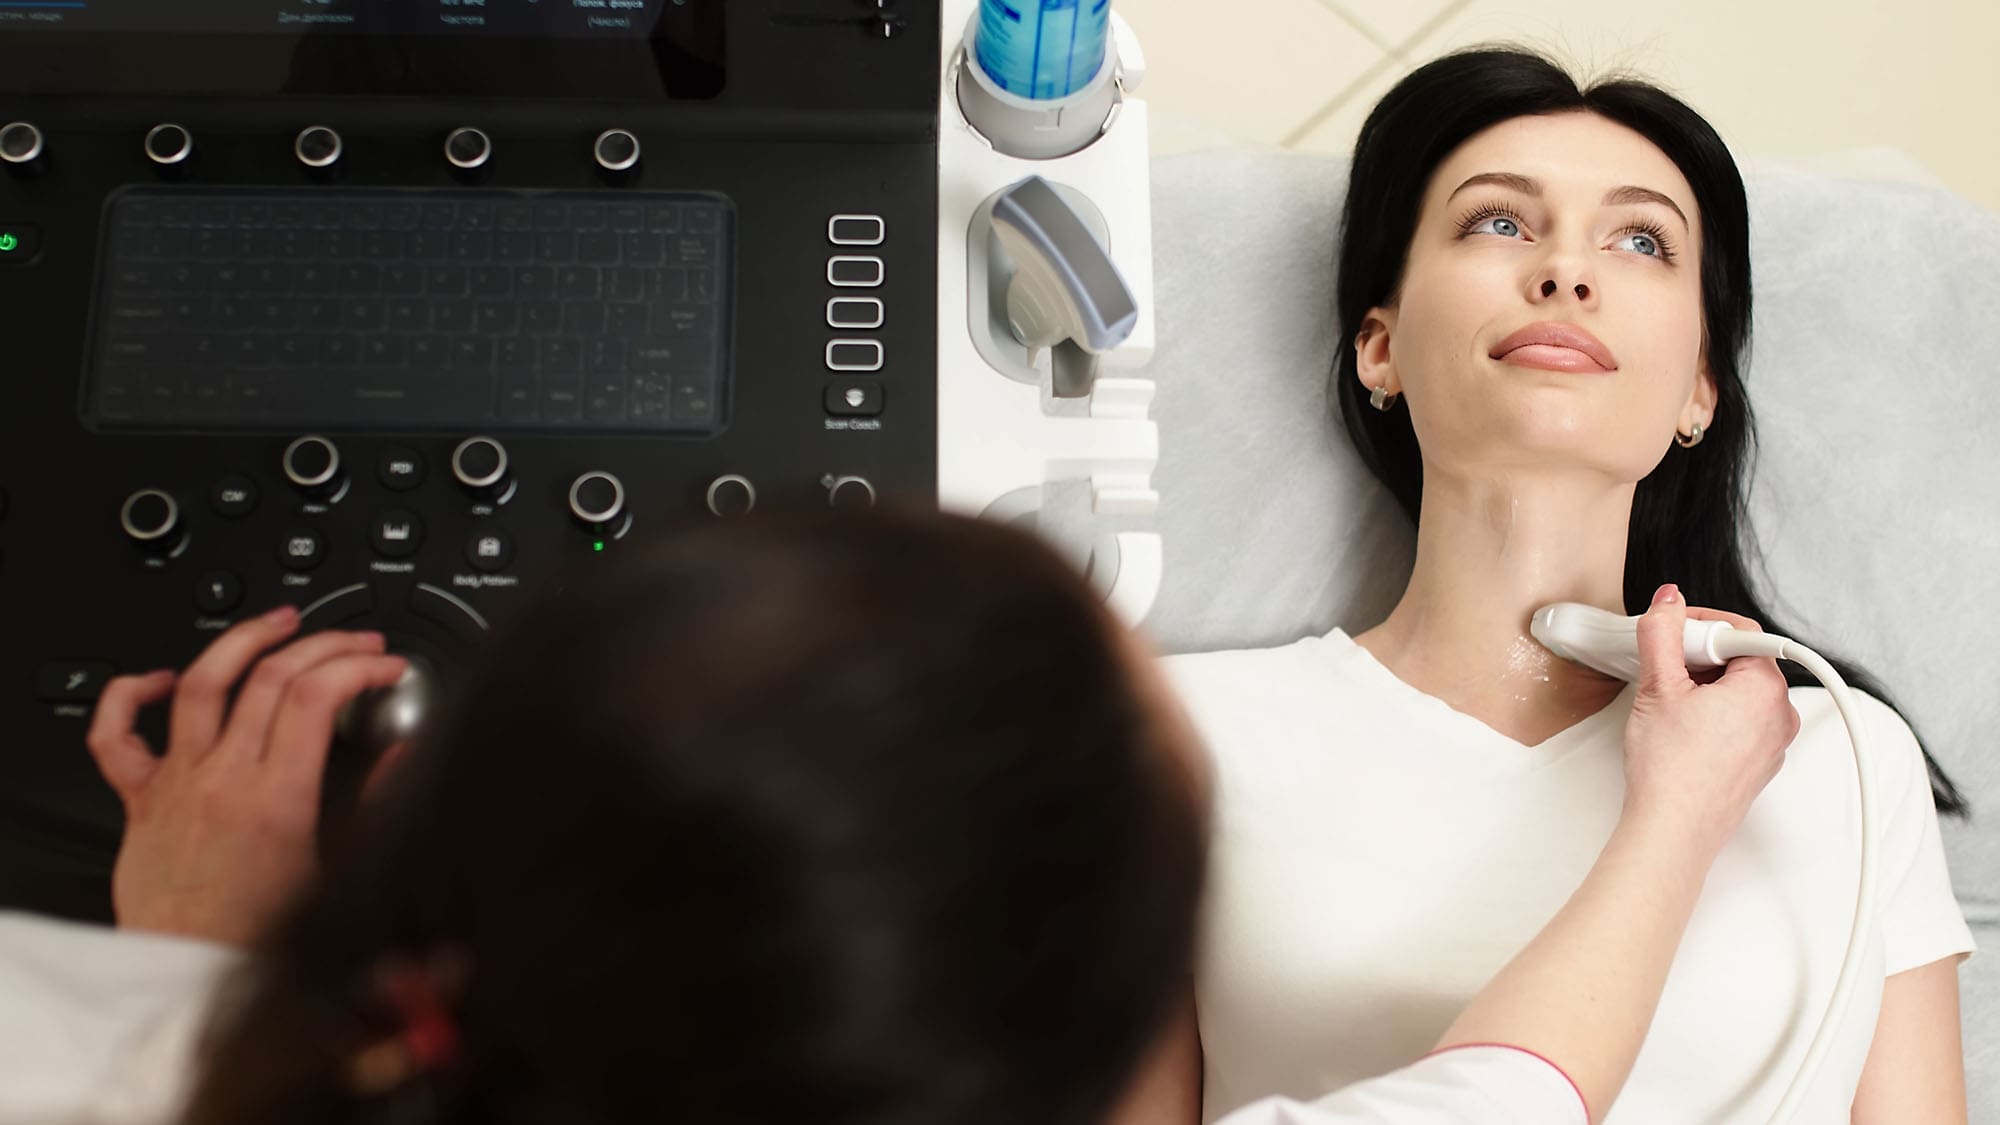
465, 528, 514, 573
210, 475, 259, 518
370, 510, 424, 559
377, 448, 427, 492
195, 570, 245, 614
826, 382, 884, 417
278, 528, 326, 571
35, 662, 116, 702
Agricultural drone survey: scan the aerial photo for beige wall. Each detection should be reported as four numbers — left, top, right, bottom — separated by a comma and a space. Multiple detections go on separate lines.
1121, 0, 2000, 216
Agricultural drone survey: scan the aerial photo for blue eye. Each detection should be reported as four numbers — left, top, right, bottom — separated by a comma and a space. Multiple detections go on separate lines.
1472, 214, 1523, 239
1618, 231, 1662, 258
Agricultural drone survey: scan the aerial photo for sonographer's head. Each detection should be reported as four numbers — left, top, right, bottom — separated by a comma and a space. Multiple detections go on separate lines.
181, 508, 1210, 1125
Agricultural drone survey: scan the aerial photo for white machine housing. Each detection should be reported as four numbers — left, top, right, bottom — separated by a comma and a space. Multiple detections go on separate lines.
935, 0, 1163, 624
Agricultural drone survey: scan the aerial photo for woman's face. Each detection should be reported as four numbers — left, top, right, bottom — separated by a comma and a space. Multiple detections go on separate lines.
1358, 111, 1715, 483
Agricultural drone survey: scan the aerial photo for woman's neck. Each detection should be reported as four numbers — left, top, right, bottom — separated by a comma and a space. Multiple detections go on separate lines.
1353, 468, 1635, 745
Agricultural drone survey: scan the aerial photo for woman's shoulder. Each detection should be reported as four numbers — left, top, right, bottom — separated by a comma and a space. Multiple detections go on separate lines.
1781, 685, 1935, 813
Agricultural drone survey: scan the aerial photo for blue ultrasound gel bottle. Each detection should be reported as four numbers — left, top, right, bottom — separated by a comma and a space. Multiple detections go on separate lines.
973, 0, 1112, 102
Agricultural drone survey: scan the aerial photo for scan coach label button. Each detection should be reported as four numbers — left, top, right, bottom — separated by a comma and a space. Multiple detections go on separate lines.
0, 224, 42, 263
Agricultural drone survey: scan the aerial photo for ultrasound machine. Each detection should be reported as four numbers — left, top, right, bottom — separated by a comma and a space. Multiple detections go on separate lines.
0, 0, 1160, 919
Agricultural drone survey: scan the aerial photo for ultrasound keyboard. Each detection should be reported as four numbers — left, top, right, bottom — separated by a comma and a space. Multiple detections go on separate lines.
88, 188, 733, 433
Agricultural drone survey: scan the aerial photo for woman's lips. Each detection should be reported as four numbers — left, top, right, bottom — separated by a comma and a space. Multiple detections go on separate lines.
1490, 322, 1618, 372
1495, 344, 1614, 373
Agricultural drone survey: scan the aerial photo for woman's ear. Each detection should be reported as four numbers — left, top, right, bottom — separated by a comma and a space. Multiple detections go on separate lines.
1355, 308, 1399, 396
1682, 360, 1719, 433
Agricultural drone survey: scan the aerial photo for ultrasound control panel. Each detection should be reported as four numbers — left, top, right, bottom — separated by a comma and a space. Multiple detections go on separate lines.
0, 0, 940, 918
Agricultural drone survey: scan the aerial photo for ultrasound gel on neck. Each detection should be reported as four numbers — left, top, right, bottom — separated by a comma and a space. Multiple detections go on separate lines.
973, 0, 1112, 101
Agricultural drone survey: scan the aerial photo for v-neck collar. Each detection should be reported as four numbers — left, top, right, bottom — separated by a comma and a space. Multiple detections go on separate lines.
1318, 627, 1637, 763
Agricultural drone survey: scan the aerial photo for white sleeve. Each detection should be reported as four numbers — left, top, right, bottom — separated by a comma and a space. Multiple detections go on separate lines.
1212, 1046, 1590, 1125
1851, 693, 1977, 975
0, 911, 244, 1125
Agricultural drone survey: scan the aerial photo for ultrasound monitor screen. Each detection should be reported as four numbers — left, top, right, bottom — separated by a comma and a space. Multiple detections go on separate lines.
0, 0, 674, 39
0, 0, 725, 98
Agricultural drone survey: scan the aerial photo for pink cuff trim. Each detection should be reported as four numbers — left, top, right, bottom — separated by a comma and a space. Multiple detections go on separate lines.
1422, 1042, 1590, 1123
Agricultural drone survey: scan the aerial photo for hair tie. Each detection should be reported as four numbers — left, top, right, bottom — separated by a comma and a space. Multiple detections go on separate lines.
347, 952, 468, 1097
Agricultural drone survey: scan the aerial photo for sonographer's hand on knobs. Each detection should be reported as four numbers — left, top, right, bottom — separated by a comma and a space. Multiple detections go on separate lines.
85, 606, 408, 948
1620, 584, 1801, 861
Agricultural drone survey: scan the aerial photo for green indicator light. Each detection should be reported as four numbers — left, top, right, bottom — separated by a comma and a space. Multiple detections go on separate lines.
593, 541, 605, 552
0, 234, 16, 253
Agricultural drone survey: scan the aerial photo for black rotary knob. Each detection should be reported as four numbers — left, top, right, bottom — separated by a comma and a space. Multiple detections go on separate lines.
827, 476, 878, 510
144, 123, 194, 167
593, 128, 641, 173
120, 489, 184, 551
445, 127, 492, 171
568, 471, 626, 529
705, 475, 757, 518
450, 436, 512, 499
0, 122, 44, 166
282, 435, 346, 499
294, 125, 343, 169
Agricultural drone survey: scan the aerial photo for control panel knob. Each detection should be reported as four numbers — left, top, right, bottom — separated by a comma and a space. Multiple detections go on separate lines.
593, 128, 641, 173
450, 436, 512, 500
294, 125, 343, 170
568, 471, 627, 530
144, 123, 194, 167
445, 126, 492, 171
705, 475, 757, 518
0, 121, 44, 166
337, 656, 435, 755
119, 489, 184, 551
827, 476, 878, 510
282, 435, 346, 499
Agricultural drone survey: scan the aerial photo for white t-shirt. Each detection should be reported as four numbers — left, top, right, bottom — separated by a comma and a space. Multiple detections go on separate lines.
1166, 627, 1976, 1124
0, 913, 1583, 1125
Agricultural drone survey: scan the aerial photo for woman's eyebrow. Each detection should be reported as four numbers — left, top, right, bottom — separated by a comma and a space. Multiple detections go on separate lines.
1602, 185, 1690, 230
1447, 172, 1690, 230
1448, 171, 1540, 200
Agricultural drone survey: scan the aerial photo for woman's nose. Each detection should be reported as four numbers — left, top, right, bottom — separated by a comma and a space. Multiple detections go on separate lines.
1539, 277, 1592, 301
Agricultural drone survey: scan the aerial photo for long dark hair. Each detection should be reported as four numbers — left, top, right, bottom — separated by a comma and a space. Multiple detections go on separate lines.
181, 508, 1207, 1125
1331, 47, 1965, 815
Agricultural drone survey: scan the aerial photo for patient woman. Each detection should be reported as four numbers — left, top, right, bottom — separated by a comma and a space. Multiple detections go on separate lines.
3, 510, 1796, 1125
1128, 47, 1975, 1125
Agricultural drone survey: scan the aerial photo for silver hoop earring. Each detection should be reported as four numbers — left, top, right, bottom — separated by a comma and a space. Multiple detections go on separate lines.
1675, 421, 1705, 448
1369, 385, 1397, 412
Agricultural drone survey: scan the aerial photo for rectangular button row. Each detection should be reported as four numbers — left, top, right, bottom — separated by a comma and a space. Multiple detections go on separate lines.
825, 215, 885, 418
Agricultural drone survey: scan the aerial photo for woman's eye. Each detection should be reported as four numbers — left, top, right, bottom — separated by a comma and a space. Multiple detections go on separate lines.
1616, 231, 1662, 258
1471, 214, 1523, 239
